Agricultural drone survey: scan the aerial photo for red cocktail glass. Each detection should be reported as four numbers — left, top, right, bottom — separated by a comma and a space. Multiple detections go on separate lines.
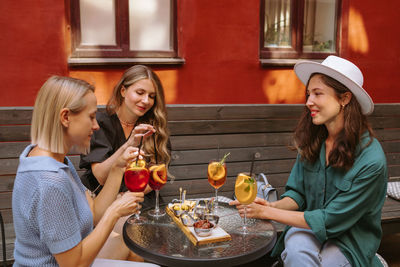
148, 163, 167, 217
125, 161, 149, 224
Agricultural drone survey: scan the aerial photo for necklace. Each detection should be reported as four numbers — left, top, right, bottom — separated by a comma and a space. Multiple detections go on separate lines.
118, 117, 136, 127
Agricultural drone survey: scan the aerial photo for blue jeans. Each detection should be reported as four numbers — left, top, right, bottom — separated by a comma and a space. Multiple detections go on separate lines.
281, 227, 351, 267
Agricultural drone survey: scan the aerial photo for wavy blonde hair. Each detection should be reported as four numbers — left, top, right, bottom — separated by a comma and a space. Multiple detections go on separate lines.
107, 65, 170, 164
31, 76, 95, 154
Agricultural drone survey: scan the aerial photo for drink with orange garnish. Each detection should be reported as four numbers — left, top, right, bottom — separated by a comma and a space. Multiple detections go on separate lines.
208, 162, 226, 190
207, 153, 230, 211
235, 172, 257, 233
149, 164, 167, 190
148, 163, 167, 217
125, 159, 149, 223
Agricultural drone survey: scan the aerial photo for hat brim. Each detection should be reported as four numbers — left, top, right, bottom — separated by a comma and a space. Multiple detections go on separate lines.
294, 61, 374, 115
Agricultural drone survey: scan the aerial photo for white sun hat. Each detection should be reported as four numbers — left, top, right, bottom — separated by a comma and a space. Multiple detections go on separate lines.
294, 55, 374, 115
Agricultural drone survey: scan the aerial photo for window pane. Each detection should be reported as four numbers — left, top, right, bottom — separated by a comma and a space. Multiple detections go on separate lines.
80, 0, 116, 46
303, 0, 337, 52
264, 0, 291, 48
129, 0, 171, 51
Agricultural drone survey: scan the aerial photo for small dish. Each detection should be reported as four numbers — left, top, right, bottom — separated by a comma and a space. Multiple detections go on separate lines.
199, 214, 219, 227
180, 212, 196, 226
173, 209, 186, 217
193, 219, 214, 237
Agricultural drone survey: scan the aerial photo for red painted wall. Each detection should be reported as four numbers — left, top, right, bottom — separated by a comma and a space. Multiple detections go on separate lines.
1, 0, 400, 106
0, 1, 68, 106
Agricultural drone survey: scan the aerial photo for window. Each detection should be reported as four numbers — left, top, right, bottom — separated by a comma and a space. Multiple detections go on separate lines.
69, 0, 183, 66
260, 0, 341, 65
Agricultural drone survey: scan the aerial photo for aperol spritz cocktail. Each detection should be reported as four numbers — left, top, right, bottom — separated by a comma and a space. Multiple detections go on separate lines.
125, 159, 149, 223
148, 163, 167, 217
207, 153, 229, 211
235, 172, 257, 233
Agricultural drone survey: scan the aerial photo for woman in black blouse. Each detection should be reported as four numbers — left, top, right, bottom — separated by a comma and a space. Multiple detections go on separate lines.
80, 65, 170, 209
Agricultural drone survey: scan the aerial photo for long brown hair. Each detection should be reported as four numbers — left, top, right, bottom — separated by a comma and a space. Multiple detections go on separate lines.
107, 65, 170, 164
293, 73, 374, 170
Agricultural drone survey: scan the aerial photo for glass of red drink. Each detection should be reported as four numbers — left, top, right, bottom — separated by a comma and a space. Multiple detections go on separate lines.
148, 163, 167, 217
125, 160, 149, 224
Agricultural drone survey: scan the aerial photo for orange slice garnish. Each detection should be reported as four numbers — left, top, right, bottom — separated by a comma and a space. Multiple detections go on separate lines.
130, 159, 146, 168
235, 173, 256, 205
150, 164, 167, 184
127, 166, 146, 172
207, 162, 226, 181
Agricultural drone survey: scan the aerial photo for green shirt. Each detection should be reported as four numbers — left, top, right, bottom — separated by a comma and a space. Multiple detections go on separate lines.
272, 134, 388, 267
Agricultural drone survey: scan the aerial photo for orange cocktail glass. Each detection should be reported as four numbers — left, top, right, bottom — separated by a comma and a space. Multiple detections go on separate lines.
207, 153, 229, 211
235, 172, 257, 233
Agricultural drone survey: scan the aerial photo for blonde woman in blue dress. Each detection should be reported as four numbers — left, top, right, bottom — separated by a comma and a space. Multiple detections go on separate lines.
12, 76, 158, 267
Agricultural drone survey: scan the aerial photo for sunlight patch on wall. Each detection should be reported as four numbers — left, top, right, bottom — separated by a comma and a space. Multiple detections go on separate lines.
155, 70, 178, 103
262, 70, 305, 104
69, 70, 177, 105
69, 70, 121, 105
348, 8, 369, 54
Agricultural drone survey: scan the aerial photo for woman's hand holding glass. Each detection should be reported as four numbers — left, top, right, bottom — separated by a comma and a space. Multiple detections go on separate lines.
230, 197, 271, 220
111, 191, 144, 218
112, 145, 148, 224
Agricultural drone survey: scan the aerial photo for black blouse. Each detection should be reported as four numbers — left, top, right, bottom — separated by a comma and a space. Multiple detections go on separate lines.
80, 112, 157, 209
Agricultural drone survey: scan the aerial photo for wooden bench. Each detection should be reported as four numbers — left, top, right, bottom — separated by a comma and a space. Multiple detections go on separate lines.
1, 104, 400, 264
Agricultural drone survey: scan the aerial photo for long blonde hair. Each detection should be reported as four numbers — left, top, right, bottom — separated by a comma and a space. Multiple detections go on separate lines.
107, 65, 170, 164
31, 76, 95, 154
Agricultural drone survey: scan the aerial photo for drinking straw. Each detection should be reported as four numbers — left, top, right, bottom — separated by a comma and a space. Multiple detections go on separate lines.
249, 152, 256, 175
217, 142, 220, 160
135, 136, 144, 165
153, 134, 158, 164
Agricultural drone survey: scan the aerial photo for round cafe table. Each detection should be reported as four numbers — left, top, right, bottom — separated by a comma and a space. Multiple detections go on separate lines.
123, 202, 277, 267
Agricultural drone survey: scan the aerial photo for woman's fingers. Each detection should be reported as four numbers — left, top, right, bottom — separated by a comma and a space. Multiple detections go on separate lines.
132, 124, 156, 137
254, 197, 269, 206
133, 124, 155, 133
124, 147, 139, 163
115, 192, 145, 217
123, 191, 145, 203
125, 124, 156, 147
229, 200, 241, 206
113, 147, 139, 168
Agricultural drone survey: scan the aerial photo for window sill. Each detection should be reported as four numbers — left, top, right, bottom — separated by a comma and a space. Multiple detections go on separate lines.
260, 58, 323, 67
68, 57, 185, 67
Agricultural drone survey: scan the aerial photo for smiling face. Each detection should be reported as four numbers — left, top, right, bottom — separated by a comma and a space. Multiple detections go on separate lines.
121, 78, 156, 119
66, 91, 99, 151
306, 74, 344, 128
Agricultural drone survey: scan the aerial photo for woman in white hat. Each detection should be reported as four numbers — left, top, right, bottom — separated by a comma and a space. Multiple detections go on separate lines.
231, 56, 387, 266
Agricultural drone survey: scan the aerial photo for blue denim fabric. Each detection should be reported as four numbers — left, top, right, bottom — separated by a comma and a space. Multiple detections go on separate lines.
281, 227, 350, 267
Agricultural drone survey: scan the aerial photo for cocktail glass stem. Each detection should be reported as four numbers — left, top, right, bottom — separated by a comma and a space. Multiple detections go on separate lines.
149, 189, 165, 217
155, 190, 160, 213
214, 188, 219, 210
127, 208, 143, 224
242, 206, 248, 234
